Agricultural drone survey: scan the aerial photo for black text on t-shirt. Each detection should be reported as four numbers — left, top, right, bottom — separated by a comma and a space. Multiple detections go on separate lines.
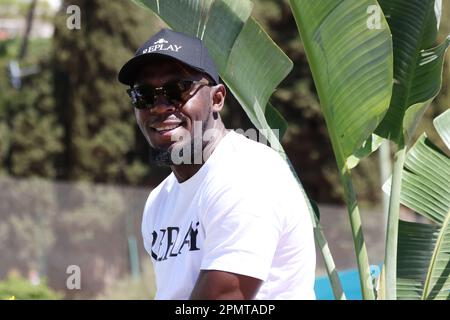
151, 221, 200, 261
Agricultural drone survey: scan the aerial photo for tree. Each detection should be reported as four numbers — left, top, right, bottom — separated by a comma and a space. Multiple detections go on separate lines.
52, 0, 165, 184
0, 40, 63, 178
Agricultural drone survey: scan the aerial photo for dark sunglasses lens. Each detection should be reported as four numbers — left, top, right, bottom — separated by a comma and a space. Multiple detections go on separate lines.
131, 86, 155, 109
128, 80, 195, 109
136, 85, 154, 100
164, 82, 188, 103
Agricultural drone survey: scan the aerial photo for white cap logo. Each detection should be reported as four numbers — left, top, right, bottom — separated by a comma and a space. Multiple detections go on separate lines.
154, 38, 169, 44
142, 38, 183, 54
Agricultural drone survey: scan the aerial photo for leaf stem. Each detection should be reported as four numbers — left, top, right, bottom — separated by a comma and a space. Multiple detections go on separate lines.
314, 222, 347, 300
384, 146, 406, 300
285, 157, 346, 300
340, 168, 375, 300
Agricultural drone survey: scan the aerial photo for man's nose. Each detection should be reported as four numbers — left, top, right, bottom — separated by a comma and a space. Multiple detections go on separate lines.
149, 95, 177, 114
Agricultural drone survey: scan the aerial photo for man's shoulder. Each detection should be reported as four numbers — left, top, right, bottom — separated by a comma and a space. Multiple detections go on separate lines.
207, 132, 297, 197
225, 131, 285, 169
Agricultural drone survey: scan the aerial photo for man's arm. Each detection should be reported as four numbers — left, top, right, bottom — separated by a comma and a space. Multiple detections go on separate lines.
189, 270, 263, 300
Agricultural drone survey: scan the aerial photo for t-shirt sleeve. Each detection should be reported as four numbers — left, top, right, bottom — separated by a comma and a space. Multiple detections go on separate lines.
199, 186, 282, 281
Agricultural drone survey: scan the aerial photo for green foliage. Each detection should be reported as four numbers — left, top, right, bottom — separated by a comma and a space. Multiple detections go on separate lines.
289, 0, 394, 300
0, 35, 63, 178
415, 1, 450, 151
251, 0, 450, 206
9, 69, 64, 178
252, 0, 383, 204
372, 0, 450, 299
396, 109, 450, 300
0, 273, 62, 300
290, 0, 393, 170
375, 0, 450, 146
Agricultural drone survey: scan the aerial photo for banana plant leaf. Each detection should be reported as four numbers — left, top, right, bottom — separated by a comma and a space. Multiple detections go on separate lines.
396, 109, 450, 300
289, 0, 393, 170
375, 0, 450, 146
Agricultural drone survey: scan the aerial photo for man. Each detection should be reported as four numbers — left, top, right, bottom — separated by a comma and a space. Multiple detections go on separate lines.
118, 28, 316, 300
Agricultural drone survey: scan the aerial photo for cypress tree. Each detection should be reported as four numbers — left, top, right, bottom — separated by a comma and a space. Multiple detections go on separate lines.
53, 0, 165, 184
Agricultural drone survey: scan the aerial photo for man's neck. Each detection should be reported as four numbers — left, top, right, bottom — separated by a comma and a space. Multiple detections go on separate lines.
171, 124, 228, 183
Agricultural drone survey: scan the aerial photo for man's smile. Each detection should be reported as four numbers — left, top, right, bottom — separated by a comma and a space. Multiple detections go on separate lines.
150, 120, 184, 133
147, 118, 189, 143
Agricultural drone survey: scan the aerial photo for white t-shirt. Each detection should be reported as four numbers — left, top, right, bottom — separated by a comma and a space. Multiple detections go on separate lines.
142, 130, 316, 300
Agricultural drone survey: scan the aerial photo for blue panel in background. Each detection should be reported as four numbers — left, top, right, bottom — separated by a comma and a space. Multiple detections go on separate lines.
314, 265, 381, 300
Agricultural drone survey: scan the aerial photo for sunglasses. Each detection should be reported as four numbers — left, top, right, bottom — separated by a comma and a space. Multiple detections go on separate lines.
127, 79, 211, 110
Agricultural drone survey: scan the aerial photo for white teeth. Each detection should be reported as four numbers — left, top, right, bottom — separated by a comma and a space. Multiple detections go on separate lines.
154, 124, 180, 132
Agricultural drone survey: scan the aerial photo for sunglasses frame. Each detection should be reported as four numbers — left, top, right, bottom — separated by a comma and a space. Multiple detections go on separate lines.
127, 79, 211, 110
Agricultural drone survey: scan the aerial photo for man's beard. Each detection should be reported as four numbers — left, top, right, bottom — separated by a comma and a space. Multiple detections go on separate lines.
148, 118, 211, 166
149, 138, 205, 166
150, 140, 206, 167
149, 147, 173, 166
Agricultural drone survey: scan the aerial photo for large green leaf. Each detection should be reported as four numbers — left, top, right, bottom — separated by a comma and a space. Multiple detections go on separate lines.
289, 0, 392, 300
221, 17, 292, 154
289, 0, 393, 170
375, 0, 450, 146
397, 109, 450, 300
132, 0, 289, 149
397, 220, 441, 299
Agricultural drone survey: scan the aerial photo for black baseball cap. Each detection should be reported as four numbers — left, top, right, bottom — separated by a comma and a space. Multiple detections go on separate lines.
118, 28, 219, 86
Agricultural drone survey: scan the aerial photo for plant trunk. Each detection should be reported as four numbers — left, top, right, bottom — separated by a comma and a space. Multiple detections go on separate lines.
314, 223, 347, 299
384, 146, 406, 300
340, 169, 375, 300
285, 157, 346, 299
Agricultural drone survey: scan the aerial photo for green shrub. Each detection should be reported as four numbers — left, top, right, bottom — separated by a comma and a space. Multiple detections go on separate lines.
0, 273, 63, 300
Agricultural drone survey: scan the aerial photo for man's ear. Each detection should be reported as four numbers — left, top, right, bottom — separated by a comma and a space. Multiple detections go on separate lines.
211, 84, 226, 113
